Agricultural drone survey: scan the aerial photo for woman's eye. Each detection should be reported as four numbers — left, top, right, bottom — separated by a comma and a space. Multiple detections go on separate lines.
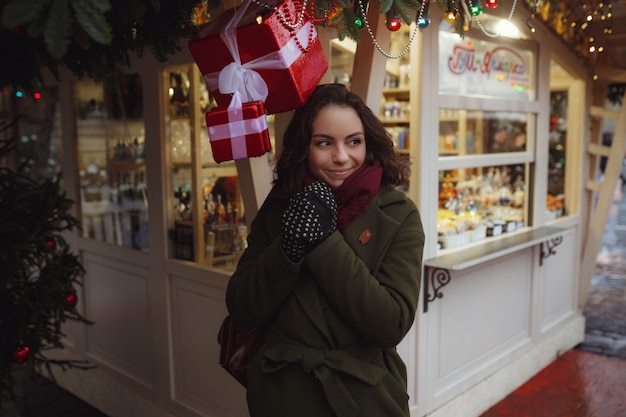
348, 137, 363, 146
314, 139, 331, 147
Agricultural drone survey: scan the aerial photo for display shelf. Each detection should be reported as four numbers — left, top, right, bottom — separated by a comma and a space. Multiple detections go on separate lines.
108, 162, 146, 173
74, 76, 149, 252
172, 161, 237, 170
382, 87, 410, 100
382, 118, 411, 125
426, 226, 563, 271
165, 64, 251, 269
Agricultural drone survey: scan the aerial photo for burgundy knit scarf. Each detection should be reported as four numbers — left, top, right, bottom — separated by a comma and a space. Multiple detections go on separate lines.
304, 161, 383, 230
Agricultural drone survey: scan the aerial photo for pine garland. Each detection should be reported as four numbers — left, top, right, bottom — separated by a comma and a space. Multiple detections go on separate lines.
0, 0, 505, 91
0, 0, 203, 92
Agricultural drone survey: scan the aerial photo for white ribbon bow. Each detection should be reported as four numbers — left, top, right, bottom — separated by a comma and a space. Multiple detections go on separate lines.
206, 0, 315, 103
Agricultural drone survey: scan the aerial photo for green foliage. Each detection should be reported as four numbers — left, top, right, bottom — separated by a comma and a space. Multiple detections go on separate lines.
70, 0, 113, 45
45, 0, 72, 59
0, 121, 92, 402
334, 7, 362, 42
0, 0, 486, 91
0, 0, 202, 92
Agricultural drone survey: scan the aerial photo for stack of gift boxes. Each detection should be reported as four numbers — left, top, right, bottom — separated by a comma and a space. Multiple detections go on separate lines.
189, 0, 328, 163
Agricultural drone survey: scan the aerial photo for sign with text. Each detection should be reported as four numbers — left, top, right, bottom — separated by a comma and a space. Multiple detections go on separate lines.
439, 31, 535, 101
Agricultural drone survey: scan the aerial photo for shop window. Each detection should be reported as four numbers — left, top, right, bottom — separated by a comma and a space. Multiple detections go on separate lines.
439, 109, 529, 156
438, 163, 529, 250
548, 91, 567, 219
330, 37, 355, 86
74, 75, 148, 251
437, 19, 538, 252
165, 64, 275, 271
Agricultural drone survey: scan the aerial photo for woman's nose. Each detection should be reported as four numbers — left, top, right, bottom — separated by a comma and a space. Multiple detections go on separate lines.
333, 144, 348, 163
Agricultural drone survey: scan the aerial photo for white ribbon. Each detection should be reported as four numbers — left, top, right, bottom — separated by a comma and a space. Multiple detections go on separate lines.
204, 0, 316, 103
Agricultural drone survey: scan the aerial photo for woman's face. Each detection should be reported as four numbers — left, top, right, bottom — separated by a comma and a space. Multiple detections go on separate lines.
308, 104, 366, 188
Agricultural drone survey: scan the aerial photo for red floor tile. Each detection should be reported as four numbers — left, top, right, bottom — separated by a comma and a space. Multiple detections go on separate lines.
480, 349, 626, 417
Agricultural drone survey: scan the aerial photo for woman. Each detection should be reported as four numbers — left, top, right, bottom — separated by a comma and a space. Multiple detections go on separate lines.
226, 83, 425, 417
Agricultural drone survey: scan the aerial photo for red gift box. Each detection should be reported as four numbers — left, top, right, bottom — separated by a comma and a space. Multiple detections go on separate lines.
189, 0, 328, 114
206, 96, 271, 163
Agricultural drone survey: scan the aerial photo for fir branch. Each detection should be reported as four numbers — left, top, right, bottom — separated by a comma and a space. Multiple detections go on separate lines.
0, 0, 50, 29
0, 126, 91, 401
45, 0, 72, 59
72, 0, 113, 45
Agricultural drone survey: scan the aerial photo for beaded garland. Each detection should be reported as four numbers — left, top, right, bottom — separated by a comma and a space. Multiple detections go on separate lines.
250, 0, 337, 52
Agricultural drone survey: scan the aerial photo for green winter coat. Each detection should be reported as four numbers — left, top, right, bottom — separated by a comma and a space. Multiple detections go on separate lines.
226, 185, 425, 417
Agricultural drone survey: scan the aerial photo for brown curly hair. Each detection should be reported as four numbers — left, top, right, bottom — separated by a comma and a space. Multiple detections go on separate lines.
274, 83, 411, 197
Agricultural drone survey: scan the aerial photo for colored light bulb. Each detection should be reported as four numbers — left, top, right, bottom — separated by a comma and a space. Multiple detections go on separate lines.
386, 17, 402, 31
444, 9, 458, 24
470, 4, 482, 15
354, 16, 365, 30
13, 344, 31, 364
416, 0, 431, 29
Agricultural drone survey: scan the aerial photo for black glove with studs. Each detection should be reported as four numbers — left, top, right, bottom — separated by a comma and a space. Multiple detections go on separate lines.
280, 181, 338, 262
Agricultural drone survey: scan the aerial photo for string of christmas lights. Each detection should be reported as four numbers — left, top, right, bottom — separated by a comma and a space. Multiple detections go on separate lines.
250, 0, 529, 58
524, 0, 615, 79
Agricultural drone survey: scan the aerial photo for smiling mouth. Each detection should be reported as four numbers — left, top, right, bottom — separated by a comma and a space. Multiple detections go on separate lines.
329, 169, 351, 177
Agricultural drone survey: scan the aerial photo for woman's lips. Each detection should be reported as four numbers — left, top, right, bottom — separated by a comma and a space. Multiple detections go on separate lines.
328, 169, 351, 178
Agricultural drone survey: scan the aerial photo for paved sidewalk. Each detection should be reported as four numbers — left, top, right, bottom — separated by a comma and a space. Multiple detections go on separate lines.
482, 183, 626, 416
577, 182, 626, 360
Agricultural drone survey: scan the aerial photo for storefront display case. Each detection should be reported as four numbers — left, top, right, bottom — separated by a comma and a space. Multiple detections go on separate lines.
379, 27, 412, 154
438, 163, 528, 249
434, 21, 539, 253
75, 75, 149, 251
163, 64, 264, 270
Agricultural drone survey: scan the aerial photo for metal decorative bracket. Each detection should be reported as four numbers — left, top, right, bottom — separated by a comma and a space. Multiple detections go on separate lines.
423, 267, 451, 313
539, 236, 563, 266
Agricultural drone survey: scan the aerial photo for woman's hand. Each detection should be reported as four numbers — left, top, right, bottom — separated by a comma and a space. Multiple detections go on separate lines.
280, 181, 337, 262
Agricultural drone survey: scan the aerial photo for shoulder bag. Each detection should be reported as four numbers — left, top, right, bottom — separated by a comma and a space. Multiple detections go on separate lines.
218, 315, 268, 387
